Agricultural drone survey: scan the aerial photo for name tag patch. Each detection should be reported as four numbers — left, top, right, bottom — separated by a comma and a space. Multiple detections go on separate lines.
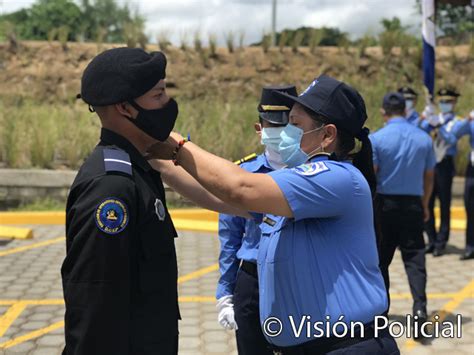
294, 162, 330, 176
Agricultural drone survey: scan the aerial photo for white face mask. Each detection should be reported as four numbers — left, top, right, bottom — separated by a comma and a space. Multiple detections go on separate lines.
265, 146, 286, 170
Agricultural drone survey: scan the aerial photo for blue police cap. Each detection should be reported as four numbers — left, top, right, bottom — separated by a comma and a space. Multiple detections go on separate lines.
79, 47, 167, 106
272, 75, 367, 137
383, 92, 406, 112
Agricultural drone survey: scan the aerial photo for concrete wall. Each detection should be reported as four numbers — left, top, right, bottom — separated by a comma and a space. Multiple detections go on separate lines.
0, 169, 468, 210
0, 169, 188, 210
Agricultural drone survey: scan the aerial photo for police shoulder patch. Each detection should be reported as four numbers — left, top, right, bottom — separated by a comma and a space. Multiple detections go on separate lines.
95, 198, 129, 235
294, 161, 330, 176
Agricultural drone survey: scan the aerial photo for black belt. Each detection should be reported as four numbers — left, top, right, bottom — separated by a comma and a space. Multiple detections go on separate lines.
377, 194, 421, 202
240, 260, 257, 277
273, 322, 379, 355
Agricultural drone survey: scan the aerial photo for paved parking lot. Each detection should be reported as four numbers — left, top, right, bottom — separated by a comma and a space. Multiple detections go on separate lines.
0, 225, 472, 354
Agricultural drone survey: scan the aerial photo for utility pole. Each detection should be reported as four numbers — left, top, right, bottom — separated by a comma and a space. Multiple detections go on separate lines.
271, 0, 277, 46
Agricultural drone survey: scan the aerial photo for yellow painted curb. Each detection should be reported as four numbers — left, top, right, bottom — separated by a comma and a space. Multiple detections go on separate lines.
0, 212, 65, 225
0, 226, 33, 239
0, 208, 466, 231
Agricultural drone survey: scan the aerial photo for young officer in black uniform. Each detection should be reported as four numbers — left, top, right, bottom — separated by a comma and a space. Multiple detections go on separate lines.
62, 48, 181, 355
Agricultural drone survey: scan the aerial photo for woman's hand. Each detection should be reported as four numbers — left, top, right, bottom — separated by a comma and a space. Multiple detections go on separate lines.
145, 132, 183, 160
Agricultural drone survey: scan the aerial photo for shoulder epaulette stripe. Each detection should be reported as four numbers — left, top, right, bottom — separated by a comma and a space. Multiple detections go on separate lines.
103, 148, 132, 175
104, 158, 132, 166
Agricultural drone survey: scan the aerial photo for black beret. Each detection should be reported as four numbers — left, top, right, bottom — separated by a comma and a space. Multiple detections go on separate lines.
80, 47, 167, 106
397, 86, 418, 99
437, 87, 460, 99
273, 75, 368, 137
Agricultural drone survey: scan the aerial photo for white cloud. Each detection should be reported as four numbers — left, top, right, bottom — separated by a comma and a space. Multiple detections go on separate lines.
3, 0, 423, 44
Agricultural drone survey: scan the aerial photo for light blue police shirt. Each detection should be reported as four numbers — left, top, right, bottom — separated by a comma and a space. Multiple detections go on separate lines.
420, 112, 466, 157
452, 118, 474, 166
216, 154, 273, 299
257, 155, 387, 347
452, 118, 474, 149
370, 117, 436, 196
406, 110, 420, 126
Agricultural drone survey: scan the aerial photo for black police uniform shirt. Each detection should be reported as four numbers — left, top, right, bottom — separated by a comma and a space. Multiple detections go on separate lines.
61, 128, 180, 354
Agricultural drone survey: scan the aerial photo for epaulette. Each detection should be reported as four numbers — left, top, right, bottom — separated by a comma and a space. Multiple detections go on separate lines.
103, 148, 132, 176
234, 153, 258, 165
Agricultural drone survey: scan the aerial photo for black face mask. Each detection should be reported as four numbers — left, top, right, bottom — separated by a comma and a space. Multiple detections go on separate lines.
127, 98, 178, 141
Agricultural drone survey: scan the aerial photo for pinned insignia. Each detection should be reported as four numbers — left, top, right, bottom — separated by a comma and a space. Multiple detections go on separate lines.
263, 216, 276, 226
154, 198, 166, 221
95, 198, 129, 235
299, 79, 319, 97
294, 161, 330, 176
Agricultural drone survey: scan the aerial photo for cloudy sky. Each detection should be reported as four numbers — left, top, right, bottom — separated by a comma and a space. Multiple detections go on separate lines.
2, 0, 423, 44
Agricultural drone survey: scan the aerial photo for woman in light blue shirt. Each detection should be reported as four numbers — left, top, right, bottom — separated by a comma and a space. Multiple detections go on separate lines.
148, 75, 399, 354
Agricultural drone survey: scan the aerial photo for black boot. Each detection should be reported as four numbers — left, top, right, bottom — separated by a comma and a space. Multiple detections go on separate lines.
460, 250, 474, 260
413, 309, 428, 340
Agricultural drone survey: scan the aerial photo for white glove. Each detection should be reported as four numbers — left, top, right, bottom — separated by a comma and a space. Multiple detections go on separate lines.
217, 295, 238, 330
422, 103, 436, 118
469, 110, 474, 120
422, 104, 440, 127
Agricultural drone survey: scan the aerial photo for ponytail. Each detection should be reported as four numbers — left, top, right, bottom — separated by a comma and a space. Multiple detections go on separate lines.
352, 127, 376, 197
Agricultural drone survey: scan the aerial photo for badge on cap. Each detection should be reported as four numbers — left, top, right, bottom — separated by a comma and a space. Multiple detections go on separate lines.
300, 79, 319, 97
154, 198, 166, 221
294, 161, 329, 176
95, 198, 129, 235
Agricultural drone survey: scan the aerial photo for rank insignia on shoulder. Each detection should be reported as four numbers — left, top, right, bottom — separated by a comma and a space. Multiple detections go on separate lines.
103, 148, 132, 176
154, 198, 166, 221
95, 198, 129, 235
294, 161, 330, 176
234, 153, 257, 165
263, 216, 276, 226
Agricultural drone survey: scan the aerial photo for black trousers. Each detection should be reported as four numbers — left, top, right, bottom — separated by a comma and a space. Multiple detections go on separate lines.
425, 156, 455, 249
276, 328, 399, 355
376, 194, 427, 314
465, 163, 474, 252
234, 262, 273, 355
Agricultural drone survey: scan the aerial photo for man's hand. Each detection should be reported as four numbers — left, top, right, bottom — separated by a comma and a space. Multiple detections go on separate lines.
144, 132, 183, 160
216, 295, 238, 330
423, 205, 430, 222
469, 110, 474, 121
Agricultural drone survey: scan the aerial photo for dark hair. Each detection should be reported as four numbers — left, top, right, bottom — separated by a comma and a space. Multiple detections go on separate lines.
384, 108, 405, 117
303, 107, 376, 196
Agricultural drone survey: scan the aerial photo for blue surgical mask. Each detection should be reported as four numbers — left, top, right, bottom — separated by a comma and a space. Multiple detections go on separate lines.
439, 102, 453, 114
261, 126, 285, 152
405, 99, 414, 111
278, 124, 324, 168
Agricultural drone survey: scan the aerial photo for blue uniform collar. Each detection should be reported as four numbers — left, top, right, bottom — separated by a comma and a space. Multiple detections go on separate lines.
261, 153, 274, 170
386, 116, 407, 125
308, 154, 330, 163
242, 153, 273, 172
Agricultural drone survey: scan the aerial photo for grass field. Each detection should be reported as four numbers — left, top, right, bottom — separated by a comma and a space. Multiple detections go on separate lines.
0, 41, 472, 173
